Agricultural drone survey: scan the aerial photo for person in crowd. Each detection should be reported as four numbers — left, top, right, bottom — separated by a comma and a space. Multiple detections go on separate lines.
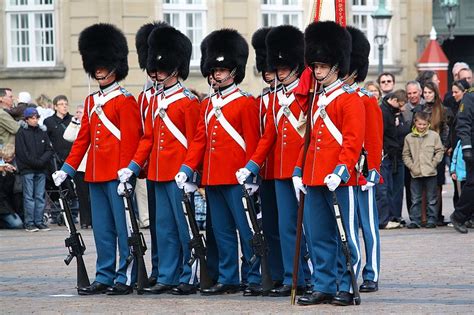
377, 89, 408, 229
15, 107, 53, 232
0, 143, 22, 229
377, 72, 395, 97
443, 62, 470, 111
44, 95, 73, 162
52, 23, 142, 295
402, 111, 444, 228
0, 88, 19, 147
364, 81, 382, 103
416, 70, 440, 89
63, 104, 92, 229
458, 68, 472, 85
415, 81, 450, 225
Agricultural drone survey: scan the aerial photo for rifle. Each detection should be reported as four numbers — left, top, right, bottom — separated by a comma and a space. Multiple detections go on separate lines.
181, 191, 214, 290
122, 184, 149, 294
291, 73, 316, 305
52, 155, 90, 292
331, 191, 361, 305
241, 186, 273, 295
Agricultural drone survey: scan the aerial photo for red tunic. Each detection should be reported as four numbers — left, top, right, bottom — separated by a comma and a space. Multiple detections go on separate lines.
256, 89, 277, 180
246, 80, 308, 180
295, 80, 365, 186
181, 85, 260, 186
130, 85, 200, 182
64, 85, 142, 182
136, 86, 155, 178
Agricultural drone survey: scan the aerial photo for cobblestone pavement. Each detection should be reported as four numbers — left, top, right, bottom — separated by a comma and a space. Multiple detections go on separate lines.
1, 183, 473, 314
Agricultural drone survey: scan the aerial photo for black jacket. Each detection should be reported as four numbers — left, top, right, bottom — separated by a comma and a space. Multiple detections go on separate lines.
381, 96, 402, 159
14, 121, 53, 175
43, 113, 73, 161
456, 89, 474, 153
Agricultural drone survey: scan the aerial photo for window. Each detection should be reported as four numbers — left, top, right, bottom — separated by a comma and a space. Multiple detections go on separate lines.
351, 0, 392, 65
261, 0, 303, 29
163, 0, 206, 67
5, 0, 56, 67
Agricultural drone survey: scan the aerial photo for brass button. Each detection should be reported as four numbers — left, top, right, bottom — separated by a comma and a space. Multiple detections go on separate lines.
318, 131, 322, 135
317, 139, 321, 142
212, 132, 216, 136
212, 140, 216, 143
160, 139, 164, 143
96, 131, 100, 134
161, 133, 164, 136
159, 146, 163, 150
97, 123, 102, 127
214, 125, 218, 129
283, 128, 287, 131
95, 137, 99, 141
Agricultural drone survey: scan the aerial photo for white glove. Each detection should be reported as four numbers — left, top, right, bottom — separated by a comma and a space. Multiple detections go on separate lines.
324, 173, 342, 192
117, 182, 133, 196
292, 176, 307, 202
117, 168, 134, 183
361, 181, 375, 191
52, 170, 68, 187
244, 183, 259, 196
236, 168, 252, 185
183, 182, 198, 194
175, 172, 188, 189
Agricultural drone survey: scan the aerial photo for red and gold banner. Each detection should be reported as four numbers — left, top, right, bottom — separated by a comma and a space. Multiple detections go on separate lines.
312, 0, 346, 26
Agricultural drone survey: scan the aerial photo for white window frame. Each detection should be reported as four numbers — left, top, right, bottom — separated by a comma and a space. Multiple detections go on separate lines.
5, 0, 56, 67
351, 0, 393, 65
162, 0, 207, 67
261, 0, 303, 29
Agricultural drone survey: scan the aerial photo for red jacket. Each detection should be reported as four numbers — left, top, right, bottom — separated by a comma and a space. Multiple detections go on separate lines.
246, 80, 308, 180
129, 85, 200, 182
181, 84, 260, 186
63, 84, 142, 182
136, 86, 155, 178
256, 88, 277, 180
355, 85, 383, 185
294, 80, 365, 186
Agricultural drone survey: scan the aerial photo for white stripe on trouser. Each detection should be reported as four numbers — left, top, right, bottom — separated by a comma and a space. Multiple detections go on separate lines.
368, 187, 379, 282
183, 201, 198, 285
124, 200, 134, 286
348, 187, 360, 293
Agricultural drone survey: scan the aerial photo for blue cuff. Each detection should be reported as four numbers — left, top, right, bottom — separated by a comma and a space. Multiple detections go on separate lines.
245, 160, 261, 176
367, 169, 380, 184
179, 164, 194, 181
292, 167, 302, 177
333, 164, 350, 183
128, 160, 141, 177
61, 162, 76, 178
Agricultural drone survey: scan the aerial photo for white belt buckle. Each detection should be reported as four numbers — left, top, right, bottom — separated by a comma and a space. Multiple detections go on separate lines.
95, 104, 103, 115
214, 107, 222, 119
320, 108, 327, 119
283, 106, 291, 117
158, 108, 166, 118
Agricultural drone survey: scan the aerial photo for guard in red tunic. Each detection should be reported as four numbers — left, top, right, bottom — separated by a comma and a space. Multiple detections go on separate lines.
133, 21, 167, 288
250, 27, 284, 289
236, 25, 311, 297
345, 26, 383, 294
118, 25, 201, 295
175, 29, 262, 295
52, 23, 142, 295
293, 21, 365, 306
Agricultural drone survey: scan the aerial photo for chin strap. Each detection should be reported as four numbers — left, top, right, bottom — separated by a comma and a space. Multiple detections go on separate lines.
343, 70, 358, 85
212, 68, 236, 88
315, 64, 338, 83
279, 67, 299, 84
153, 69, 178, 92
94, 69, 116, 81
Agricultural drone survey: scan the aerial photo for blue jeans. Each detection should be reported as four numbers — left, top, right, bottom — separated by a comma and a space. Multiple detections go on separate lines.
377, 157, 404, 226
409, 176, 438, 225
22, 173, 46, 226
0, 213, 23, 229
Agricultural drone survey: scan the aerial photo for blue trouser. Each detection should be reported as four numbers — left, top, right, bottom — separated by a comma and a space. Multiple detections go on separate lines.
305, 186, 360, 294
153, 181, 194, 285
260, 180, 284, 282
410, 176, 438, 225
22, 173, 46, 226
357, 186, 380, 282
89, 181, 137, 286
205, 197, 219, 282
274, 179, 311, 286
146, 179, 159, 278
377, 157, 405, 226
205, 185, 261, 285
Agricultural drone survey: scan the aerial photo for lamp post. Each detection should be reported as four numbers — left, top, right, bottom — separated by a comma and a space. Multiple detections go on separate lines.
440, 0, 459, 40
371, 0, 392, 74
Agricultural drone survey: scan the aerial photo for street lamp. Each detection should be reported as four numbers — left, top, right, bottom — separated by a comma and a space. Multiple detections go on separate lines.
371, 0, 392, 74
440, 0, 459, 40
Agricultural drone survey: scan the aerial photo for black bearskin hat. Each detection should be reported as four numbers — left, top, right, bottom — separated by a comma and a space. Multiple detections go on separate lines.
135, 21, 168, 71
251, 27, 272, 73
147, 26, 192, 80
78, 23, 129, 82
201, 29, 249, 84
347, 26, 370, 82
200, 36, 210, 77
266, 25, 304, 76
304, 21, 352, 78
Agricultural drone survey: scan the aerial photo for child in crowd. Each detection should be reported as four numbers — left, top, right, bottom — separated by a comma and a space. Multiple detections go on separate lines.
402, 111, 444, 228
15, 107, 53, 232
